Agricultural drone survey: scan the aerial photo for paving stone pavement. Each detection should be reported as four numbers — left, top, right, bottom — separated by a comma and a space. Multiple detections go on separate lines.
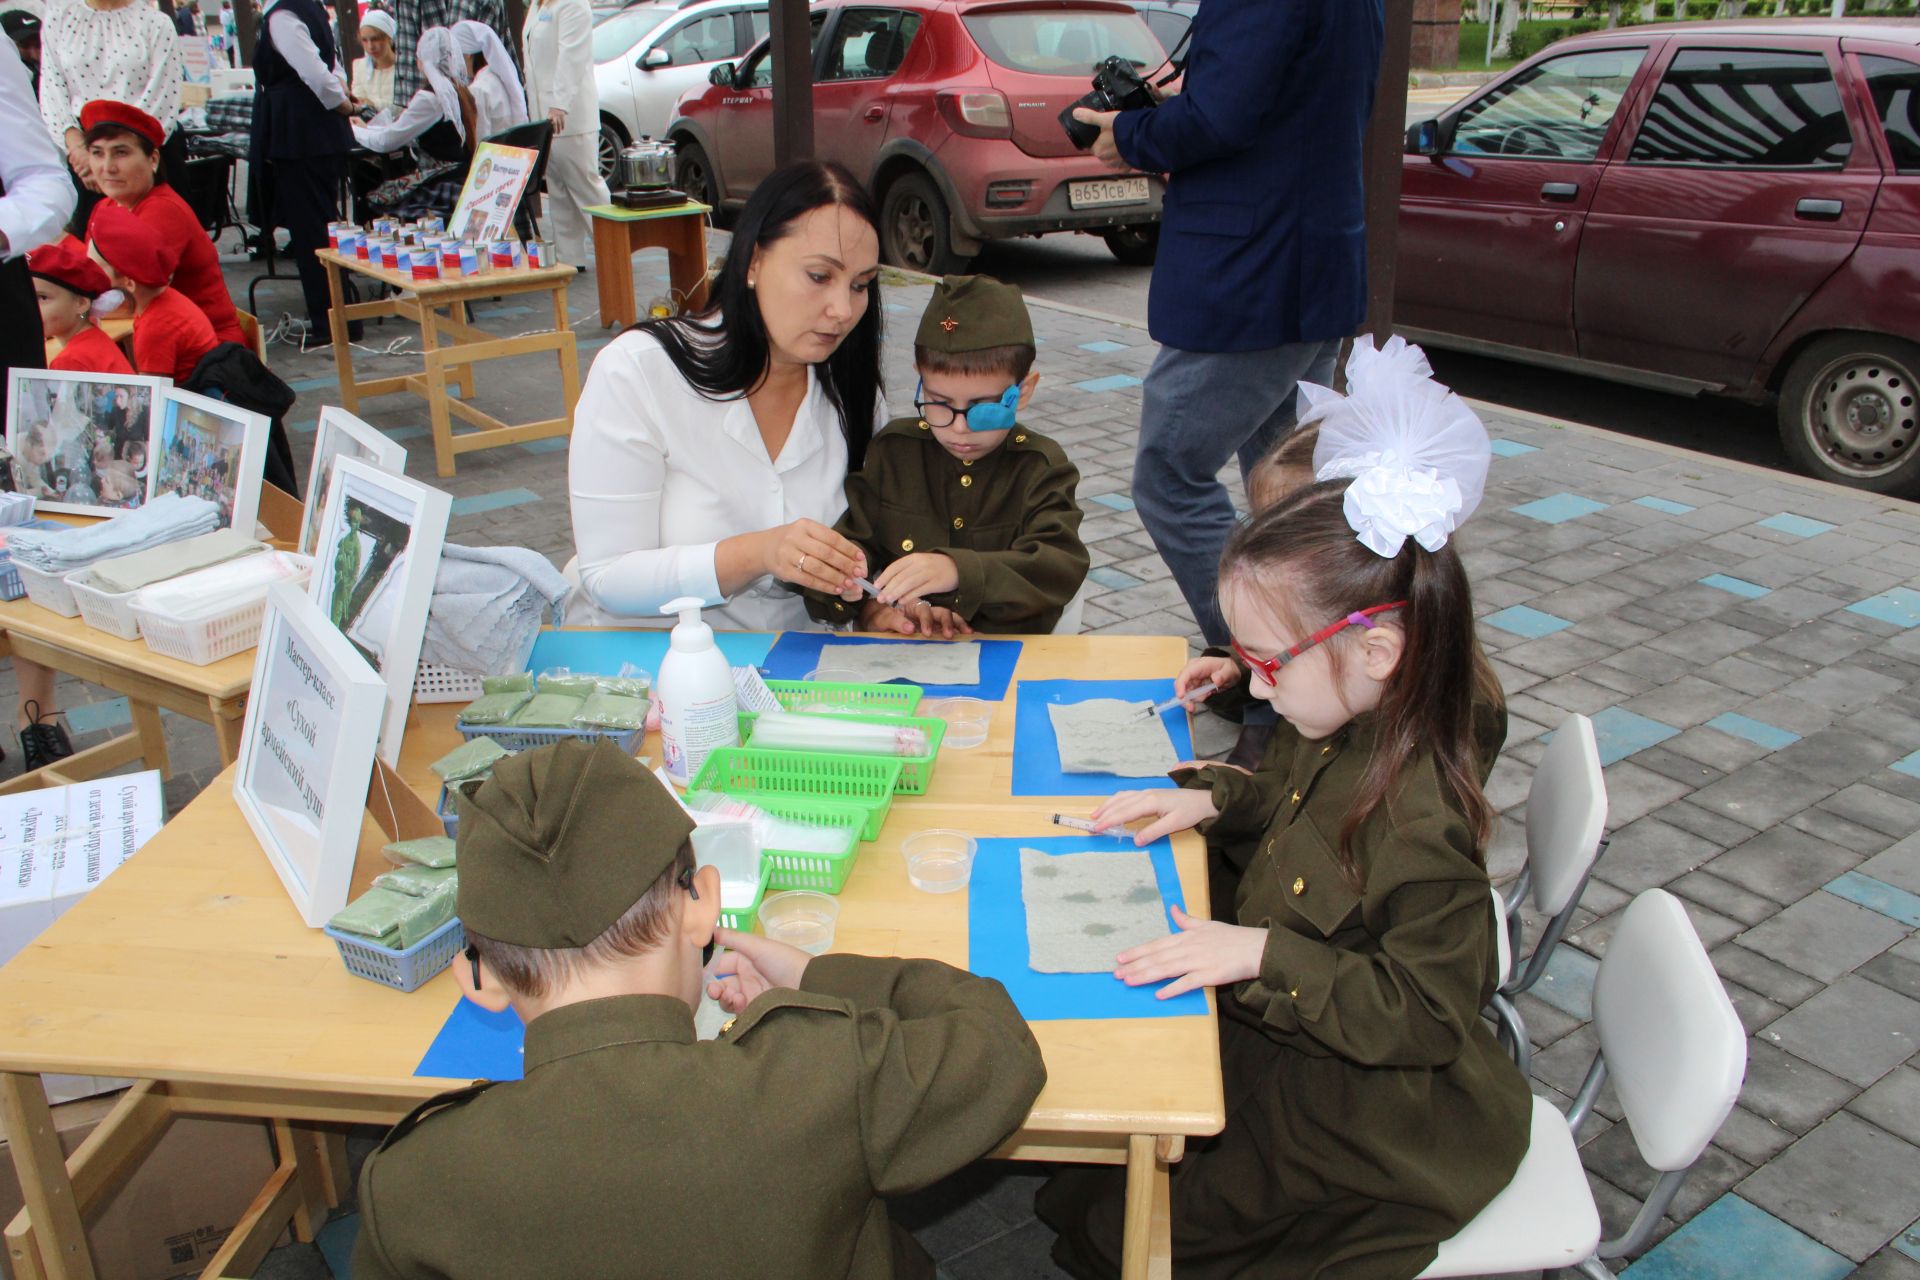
14, 245, 1919, 1280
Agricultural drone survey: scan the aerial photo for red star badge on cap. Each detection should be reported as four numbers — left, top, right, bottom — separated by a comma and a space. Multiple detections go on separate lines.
939, 316, 958, 332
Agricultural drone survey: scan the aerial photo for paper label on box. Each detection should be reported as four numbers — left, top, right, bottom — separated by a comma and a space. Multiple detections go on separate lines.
732, 666, 783, 715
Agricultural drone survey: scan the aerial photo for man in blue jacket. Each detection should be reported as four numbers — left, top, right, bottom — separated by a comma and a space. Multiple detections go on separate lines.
1075, 0, 1385, 745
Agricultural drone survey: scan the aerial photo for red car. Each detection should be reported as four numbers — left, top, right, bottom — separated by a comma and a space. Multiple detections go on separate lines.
1399, 19, 1920, 493
666, 0, 1168, 272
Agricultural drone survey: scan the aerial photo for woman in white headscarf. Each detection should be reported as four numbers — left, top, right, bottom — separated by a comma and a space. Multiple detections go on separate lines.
451, 19, 527, 140
352, 25, 475, 155
521, 0, 607, 265
351, 8, 398, 115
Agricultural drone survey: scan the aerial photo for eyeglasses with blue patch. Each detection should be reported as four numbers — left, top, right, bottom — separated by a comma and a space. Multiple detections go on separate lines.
912, 378, 1020, 432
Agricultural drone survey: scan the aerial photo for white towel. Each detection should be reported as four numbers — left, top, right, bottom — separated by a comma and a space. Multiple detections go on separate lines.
421, 544, 572, 674
8, 495, 222, 576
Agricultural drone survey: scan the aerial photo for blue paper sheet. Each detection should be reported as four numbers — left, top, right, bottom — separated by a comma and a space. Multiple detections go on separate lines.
1012, 679, 1192, 796
525, 630, 774, 678
760, 633, 1022, 700
415, 999, 526, 1082
967, 835, 1207, 1020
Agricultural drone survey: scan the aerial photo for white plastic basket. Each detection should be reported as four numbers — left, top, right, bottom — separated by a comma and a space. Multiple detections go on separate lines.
65, 569, 143, 641
132, 556, 314, 666
415, 662, 485, 704
17, 561, 82, 617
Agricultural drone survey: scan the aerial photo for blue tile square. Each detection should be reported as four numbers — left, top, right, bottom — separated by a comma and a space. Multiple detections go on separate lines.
1087, 566, 1144, 592
518, 437, 571, 455
1532, 944, 1598, 1020
1700, 574, 1771, 600
1483, 604, 1573, 639
1072, 374, 1144, 394
386, 425, 428, 442
1757, 513, 1836, 538
65, 698, 129, 736
289, 418, 317, 435
1078, 340, 1127, 354
1489, 438, 1538, 457
1511, 493, 1608, 524
451, 488, 541, 517
1634, 496, 1695, 515
1825, 871, 1920, 928
1589, 706, 1681, 766
1088, 493, 1136, 512
1897, 1218, 1920, 1265
287, 374, 338, 392
317, 1213, 359, 1276
1892, 749, 1920, 780
1622, 1195, 1852, 1280
1847, 587, 1920, 629
1706, 713, 1800, 752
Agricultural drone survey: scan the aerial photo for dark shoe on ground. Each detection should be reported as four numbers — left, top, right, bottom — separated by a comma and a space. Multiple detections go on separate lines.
20, 700, 73, 774
1225, 722, 1274, 772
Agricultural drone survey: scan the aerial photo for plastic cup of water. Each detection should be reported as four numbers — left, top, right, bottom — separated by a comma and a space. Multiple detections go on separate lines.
904, 830, 978, 894
926, 697, 991, 749
757, 891, 840, 955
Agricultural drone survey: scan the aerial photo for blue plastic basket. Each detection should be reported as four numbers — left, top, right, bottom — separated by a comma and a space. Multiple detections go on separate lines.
454, 721, 645, 754
324, 915, 465, 992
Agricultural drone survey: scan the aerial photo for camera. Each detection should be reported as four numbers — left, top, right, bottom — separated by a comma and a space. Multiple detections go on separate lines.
1059, 56, 1157, 150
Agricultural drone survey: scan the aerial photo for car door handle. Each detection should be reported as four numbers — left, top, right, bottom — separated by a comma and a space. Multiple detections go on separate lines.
863, 105, 886, 122
1540, 182, 1579, 202
1796, 197, 1844, 221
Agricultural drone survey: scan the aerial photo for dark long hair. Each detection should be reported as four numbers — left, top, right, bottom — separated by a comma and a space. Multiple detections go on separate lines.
638, 161, 883, 471
1220, 481, 1499, 890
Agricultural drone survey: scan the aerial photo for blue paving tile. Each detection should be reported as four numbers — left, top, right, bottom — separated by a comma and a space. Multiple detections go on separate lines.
65, 698, 130, 736
287, 374, 339, 392
1072, 374, 1143, 394
1893, 749, 1920, 780
1825, 871, 1920, 928
1532, 943, 1598, 1020
1087, 566, 1145, 592
317, 1212, 359, 1276
1699, 573, 1771, 600
1757, 512, 1835, 538
1589, 706, 1681, 766
1634, 496, 1695, 515
1088, 493, 1136, 511
1707, 713, 1799, 752
451, 488, 541, 517
1847, 587, 1920, 629
470, 304, 533, 319
1896, 1218, 1920, 1265
518, 437, 571, 455
1489, 438, 1538, 457
1078, 340, 1127, 354
386, 425, 428, 442
1482, 604, 1573, 639
1511, 493, 1608, 524
1621, 1194, 1851, 1280
289, 418, 317, 435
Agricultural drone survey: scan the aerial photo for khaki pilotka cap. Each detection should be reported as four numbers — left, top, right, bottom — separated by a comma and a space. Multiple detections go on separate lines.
915, 275, 1035, 354
455, 738, 695, 948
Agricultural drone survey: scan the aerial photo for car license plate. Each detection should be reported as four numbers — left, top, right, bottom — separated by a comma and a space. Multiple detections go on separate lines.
1068, 177, 1150, 210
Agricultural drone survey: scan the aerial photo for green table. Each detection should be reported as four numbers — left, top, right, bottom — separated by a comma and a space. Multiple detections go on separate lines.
586, 200, 713, 327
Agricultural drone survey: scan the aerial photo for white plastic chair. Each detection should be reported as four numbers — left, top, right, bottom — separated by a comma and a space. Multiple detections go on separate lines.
1420, 889, 1748, 1279
1051, 578, 1091, 635
1492, 712, 1609, 1075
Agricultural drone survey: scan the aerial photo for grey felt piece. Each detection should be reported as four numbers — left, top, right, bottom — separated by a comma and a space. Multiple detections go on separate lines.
1020, 848, 1170, 973
1048, 699, 1180, 777
818, 641, 981, 686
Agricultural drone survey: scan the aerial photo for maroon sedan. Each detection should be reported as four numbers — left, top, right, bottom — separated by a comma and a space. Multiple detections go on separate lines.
1400, 20, 1920, 493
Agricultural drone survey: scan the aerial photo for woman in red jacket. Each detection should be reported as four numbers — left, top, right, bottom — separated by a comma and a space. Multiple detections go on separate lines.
81, 99, 244, 346
28, 235, 133, 375
88, 200, 216, 383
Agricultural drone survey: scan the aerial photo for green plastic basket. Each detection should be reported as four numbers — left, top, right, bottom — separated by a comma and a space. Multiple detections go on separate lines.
721, 794, 866, 893
692, 748, 902, 841
718, 858, 775, 933
739, 710, 947, 795
762, 679, 924, 717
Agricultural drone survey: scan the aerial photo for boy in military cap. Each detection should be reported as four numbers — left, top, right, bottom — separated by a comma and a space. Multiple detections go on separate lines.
352, 738, 1046, 1280
807, 275, 1090, 636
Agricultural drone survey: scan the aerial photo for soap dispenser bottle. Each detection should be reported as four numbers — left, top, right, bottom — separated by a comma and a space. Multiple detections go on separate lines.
657, 596, 740, 785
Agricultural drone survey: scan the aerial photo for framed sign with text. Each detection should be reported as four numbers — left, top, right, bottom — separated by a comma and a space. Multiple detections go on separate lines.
233, 584, 388, 927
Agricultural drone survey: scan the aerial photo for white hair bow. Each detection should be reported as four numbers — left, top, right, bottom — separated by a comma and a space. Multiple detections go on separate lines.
1301, 336, 1490, 559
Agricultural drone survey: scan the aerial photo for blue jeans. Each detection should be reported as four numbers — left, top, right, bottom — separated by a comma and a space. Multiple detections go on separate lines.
1132, 338, 1343, 649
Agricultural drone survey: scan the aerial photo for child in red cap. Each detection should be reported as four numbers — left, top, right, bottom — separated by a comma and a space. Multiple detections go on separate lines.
88, 201, 216, 383
28, 236, 133, 375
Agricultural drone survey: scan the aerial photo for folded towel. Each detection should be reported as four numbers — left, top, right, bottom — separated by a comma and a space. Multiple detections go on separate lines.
7, 494, 222, 576
88, 529, 266, 594
421, 544, 572, 675
128, 551, 310, 619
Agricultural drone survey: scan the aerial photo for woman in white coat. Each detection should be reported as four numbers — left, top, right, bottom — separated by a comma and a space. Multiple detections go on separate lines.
521, 0, 608, 265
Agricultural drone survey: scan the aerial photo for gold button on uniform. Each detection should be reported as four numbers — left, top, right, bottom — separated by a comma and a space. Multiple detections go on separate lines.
960, 475, 972, 487
1014, 433, 1027, 442
953, 517, 965, 530
720, 1017, 736, 1034
1320, 745, 1333, 756
1288, 987, 1301, 999
963, 458, 974, 467
901, 538, 914, 551
1291, 790, 1303, 805
1291, 877, 1306, 896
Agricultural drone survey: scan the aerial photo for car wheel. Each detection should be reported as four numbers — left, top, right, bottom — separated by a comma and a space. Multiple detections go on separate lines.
1103, 224, 1158, 266
882, 173, 968, 275
674, 139, 717, 208
597, 120, 626, 183
1778, 334, 1920, 494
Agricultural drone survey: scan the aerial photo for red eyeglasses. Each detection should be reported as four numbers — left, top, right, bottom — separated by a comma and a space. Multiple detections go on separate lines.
1231, 602, 1408, 684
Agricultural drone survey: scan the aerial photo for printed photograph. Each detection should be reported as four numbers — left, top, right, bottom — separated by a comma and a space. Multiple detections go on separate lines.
154, 398, 251, 527
324, 488, 414, 672
300, 410, 401, 557
3, 373, 157, 515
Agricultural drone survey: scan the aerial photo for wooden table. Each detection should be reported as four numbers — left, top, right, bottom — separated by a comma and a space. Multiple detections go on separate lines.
0, 633, 1222, 1280
316, 249, 583, 478
0, 595, 257, 796
584, 201, 711, 330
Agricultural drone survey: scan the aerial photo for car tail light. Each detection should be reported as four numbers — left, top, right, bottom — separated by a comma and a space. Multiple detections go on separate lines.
937, 90, 1012, 139
985, 180, 1032, 208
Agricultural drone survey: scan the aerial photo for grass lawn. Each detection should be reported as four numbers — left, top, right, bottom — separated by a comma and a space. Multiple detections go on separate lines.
1449, 22, 1524, 72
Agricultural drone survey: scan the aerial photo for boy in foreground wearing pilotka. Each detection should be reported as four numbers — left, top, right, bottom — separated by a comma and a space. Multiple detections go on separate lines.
352, 738, 1046, 1280
807, 274, 1089, 636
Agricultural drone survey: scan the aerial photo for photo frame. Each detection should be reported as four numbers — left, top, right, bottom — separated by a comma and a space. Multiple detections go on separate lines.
448, 141, 537, 245
306, 457, 450, 767
152, 387, 269, 534
233, 583, 388, 928
2, 369, 168, 516
300, 407, 407, 557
